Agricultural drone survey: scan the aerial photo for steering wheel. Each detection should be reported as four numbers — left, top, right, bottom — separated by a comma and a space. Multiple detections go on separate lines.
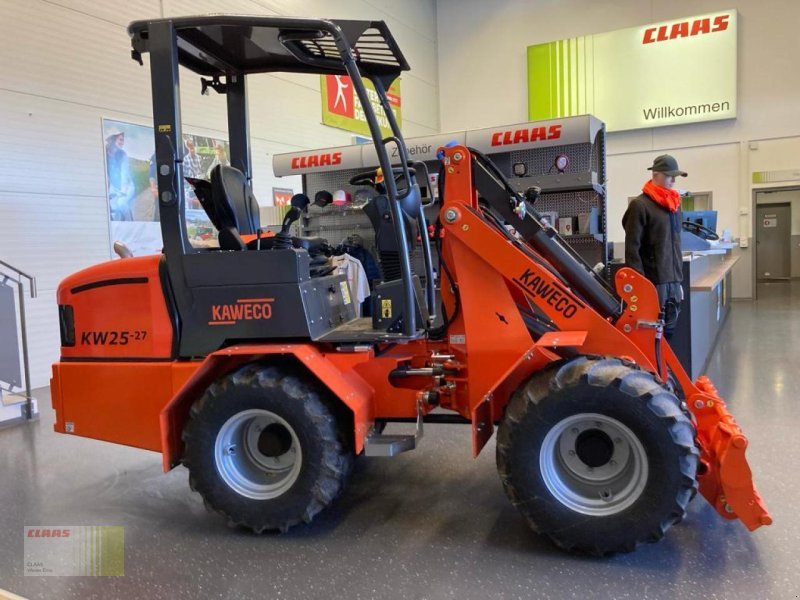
349, 166, 416, 189
682, 220, 719, 241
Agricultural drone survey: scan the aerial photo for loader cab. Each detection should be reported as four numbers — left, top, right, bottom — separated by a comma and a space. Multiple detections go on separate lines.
128, 16, 433, 357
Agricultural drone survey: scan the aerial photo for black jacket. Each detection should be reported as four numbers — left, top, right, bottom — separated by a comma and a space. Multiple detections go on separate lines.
622, 194, 683, 284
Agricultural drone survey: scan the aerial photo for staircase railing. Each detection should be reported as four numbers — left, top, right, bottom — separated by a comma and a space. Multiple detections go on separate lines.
0, 259, 36, 422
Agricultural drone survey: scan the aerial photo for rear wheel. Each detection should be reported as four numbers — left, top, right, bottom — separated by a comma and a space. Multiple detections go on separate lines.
496, 356, 699, 555
182, 362, 354, 533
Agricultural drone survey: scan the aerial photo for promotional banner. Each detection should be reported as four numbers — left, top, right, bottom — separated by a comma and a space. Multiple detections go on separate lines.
527, 10, 737, 131
102, 119, 230, 256
321, 75, 401, 137
273, 115, 600, 176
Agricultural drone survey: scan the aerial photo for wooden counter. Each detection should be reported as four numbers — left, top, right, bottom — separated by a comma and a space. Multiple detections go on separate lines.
690, 255, 740, 291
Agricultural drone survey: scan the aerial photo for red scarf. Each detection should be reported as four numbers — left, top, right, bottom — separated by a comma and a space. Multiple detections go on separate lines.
642, 180, 680, 212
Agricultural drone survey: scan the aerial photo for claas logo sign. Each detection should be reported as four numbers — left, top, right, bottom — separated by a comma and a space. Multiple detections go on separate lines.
209, 298, 274, 326
643, 14, 729, 43
290, 152, 343, 170
490, 125, 562, 147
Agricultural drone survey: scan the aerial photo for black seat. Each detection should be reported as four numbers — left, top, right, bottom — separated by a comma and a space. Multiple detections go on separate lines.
186, 168, 331, 277
209, 165, 259, 250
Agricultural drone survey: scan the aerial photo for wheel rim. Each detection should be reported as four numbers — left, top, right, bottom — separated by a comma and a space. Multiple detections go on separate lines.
214, 409, 303, 500
539, 413, 648, 516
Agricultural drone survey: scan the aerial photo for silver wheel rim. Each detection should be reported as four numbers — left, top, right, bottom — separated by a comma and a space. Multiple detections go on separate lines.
539, 413, 648, 516
214, 409, 302, 500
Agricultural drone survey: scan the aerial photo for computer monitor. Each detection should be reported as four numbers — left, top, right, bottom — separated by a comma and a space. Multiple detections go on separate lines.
682, 210, 717, 234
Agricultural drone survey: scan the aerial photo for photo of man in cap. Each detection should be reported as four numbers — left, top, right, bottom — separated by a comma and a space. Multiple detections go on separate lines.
622, 154, 687, 339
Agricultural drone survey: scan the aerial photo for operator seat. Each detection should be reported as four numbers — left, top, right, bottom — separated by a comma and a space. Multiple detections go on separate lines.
187, 167, 333, 276
209, 165, 259, 250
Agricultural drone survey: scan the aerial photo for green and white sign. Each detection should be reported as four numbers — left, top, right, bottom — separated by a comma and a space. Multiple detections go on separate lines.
321, 75, 401, 138
528, 10, 737, 132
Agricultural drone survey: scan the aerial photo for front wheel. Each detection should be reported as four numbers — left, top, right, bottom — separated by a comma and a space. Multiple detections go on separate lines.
497, 357, 699, 555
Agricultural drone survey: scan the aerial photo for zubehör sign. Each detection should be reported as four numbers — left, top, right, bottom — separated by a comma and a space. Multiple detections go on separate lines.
527, 10, 737, 132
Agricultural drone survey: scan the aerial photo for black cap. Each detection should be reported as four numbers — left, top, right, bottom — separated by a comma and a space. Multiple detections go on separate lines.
647, 154, 687, 177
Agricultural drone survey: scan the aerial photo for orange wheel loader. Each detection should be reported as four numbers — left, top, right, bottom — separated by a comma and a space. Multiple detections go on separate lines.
50, 15, 770, 555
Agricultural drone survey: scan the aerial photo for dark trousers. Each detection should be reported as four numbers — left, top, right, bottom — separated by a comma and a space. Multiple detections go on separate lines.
655, 282, 682, 340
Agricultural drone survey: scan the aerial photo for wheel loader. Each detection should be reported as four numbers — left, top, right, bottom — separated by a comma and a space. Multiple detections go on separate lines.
50, 15, 771, 555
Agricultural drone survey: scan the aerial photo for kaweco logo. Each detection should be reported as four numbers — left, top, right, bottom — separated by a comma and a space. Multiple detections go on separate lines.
514, 269, 579, 319
209, 298, 274, 326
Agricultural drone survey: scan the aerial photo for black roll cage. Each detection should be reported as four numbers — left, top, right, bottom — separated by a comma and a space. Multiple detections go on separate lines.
128, 16, 426, 337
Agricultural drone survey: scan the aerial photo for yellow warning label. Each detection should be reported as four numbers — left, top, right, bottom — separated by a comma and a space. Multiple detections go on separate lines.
340, 281, 351, 305
381, 299, 392, 319
157, 124, 171, 132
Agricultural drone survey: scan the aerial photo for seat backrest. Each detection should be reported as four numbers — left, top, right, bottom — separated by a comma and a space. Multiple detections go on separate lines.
206, 165, 260, 250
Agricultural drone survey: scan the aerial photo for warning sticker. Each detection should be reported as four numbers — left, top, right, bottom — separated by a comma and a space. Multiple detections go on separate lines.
381, 299, 392, 319
340, 281, 351, 305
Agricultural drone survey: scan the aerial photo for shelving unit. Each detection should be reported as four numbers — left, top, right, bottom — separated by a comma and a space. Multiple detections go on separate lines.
277, 115, 610, 278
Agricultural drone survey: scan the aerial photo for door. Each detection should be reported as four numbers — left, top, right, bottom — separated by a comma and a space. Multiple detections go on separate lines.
756, 203, 791, 280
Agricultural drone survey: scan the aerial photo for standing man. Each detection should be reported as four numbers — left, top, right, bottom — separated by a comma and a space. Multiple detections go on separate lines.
622, 154, 687, 338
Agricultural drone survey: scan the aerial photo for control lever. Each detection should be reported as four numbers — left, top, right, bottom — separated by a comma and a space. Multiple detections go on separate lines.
273, 194, 308, 249
290, 193, 310, 211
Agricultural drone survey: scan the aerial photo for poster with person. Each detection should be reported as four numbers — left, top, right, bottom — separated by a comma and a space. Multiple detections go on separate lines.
102, 119, 231, 256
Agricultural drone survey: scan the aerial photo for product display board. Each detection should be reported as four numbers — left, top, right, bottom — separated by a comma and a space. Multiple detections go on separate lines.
273, 115, 608, 277
527, 10, 737, 131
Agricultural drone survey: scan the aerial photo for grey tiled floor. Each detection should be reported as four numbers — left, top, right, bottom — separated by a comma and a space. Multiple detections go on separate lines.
1, 282, 798, 599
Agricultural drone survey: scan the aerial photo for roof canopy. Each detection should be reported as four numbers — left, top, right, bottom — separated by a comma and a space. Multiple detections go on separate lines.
128, 15, 410, 80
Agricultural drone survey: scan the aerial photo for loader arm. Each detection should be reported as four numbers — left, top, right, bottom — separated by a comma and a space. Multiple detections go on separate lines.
436, 144, 771, 532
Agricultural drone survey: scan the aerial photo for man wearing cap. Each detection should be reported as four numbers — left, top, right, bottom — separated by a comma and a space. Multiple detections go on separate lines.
622, 154, 687, 339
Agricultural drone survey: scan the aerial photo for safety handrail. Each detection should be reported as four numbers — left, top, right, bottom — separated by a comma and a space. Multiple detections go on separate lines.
0, 259, 37, 298
0, 259, 36, 422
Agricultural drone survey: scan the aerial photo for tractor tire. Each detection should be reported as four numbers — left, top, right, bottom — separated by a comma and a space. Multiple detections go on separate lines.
182, 362, 354, 533
496, 356, 699, 556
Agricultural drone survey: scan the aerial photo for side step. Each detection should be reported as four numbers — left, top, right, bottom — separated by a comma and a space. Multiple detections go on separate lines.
364, 401, 424, 457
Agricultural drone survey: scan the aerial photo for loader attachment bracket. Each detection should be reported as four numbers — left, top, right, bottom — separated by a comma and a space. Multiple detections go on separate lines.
662, 342, 772, 531
689, 376, 772, 531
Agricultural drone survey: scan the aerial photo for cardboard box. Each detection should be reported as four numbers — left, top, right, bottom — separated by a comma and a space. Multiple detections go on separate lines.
558, 216, 577, 236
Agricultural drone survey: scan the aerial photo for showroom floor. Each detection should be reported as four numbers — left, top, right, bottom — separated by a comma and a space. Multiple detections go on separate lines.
1, 282, 798, 600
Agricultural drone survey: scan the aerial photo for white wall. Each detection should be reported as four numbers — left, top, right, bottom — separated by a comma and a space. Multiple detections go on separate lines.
0, 0, 439, 388
437, 0, 800, 298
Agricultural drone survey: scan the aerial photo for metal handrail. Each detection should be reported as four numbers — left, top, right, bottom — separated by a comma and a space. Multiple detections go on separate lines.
0, 259, 37, 298
0, 259, 37, 422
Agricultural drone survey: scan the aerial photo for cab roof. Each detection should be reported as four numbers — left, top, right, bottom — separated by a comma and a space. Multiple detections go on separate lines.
128, 15, 410, 79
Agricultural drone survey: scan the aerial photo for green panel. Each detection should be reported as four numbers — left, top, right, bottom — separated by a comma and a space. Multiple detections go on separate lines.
527, 43, 554, 119
566, 38, 571, 116
99, 526, 125, 576
320, 75, 400, 137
